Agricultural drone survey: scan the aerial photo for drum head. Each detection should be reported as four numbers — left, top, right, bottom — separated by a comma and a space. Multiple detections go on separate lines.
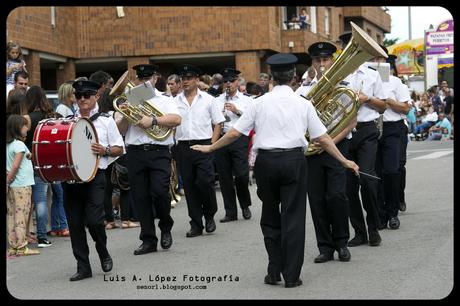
70, 118, 99, 182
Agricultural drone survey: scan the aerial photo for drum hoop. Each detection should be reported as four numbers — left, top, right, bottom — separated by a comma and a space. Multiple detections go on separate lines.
32, 121, 49, 183
67, 118, 100, 183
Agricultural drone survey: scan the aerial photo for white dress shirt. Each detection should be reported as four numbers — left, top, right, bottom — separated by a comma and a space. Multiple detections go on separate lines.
344, 63, 387, 122
75, 106, 125, 170
233, 85, 327, 152
215, 91, 252, 133
382, 76, 410, 122
124, 88, 180, 146
295, 77, 318, 97
174, 88, 225, 140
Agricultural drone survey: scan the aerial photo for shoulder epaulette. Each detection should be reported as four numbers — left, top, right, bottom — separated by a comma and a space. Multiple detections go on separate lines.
99, 112, 111, 117
368, 66, 377, 71
339, 81, 350, 86
243, 92, 252, 97
162, 93, 171, 97
254, 93, 265, 99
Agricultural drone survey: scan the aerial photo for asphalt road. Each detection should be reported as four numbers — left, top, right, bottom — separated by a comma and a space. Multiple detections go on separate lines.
6, 139, 454, 300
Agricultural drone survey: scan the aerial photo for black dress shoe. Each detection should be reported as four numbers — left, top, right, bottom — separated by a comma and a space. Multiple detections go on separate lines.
242, 207, 252, 220
314, 252, 334, 263
285, 279, 303, 288
264, 274, 281, 285
219, 216, 237, 223
186, 228, 203, 238
337, 247, 351, 262
368, 231, 382, 246
388, 216, 400, 230
205, 218, 216, 233
399, 201, 406, 212
133, 243, 157, 255
160, 232, 173, 249
101, 256, 113, 272
348, 235, 368, 247
69, 271, 92, 281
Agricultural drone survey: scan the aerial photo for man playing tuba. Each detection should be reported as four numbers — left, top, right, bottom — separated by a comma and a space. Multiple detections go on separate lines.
115, 64, 182, 255
296, 42, 356, 264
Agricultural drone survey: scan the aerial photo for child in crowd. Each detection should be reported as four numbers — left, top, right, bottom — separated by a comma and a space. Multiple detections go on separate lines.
6, 115, 39, 257
6, 41, 27, 87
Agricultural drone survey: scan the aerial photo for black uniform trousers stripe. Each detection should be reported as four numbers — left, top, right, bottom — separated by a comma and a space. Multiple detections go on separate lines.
307, 139, 350, 254
63, 171, 108, 273
255, 150, 307, 283
126, 147, 173, 247
376, 120, 403, 223
399, 122, 408, 204
215, 135, 252, 218
347, 123, 380, 237
177, 140, 218, 231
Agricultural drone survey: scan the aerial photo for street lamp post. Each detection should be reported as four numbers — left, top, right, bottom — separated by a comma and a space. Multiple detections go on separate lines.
408, 6, 412, 40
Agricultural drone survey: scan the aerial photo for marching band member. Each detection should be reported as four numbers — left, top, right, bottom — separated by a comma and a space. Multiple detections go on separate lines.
372, 48, 410, 230
64, 80, 124, 281
298, 42, 356, 263
339, 32, 388, 248
173, 64, 225, 238
215, 68, 252, 223
191, 53, 359, 288
116, 64, 181, 255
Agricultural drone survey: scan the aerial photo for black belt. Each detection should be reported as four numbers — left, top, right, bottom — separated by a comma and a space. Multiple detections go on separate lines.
178, 139, 211, 145
356, 121, 377, 129
127, 144, 169, 151
383, 119, 404, 126
258, 147, 303, 154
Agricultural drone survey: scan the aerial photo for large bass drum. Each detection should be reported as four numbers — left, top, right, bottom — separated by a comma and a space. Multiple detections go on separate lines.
32, 117, 99, 183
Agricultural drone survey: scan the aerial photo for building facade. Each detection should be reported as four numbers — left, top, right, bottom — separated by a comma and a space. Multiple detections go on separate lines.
6, 6, 391, 90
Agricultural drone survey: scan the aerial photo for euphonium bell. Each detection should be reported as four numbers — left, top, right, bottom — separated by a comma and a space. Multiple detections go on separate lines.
304, 21, 387, 155
110, 70, 172, 141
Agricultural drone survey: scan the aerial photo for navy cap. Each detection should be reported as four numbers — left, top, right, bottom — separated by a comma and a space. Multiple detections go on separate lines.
266, 53, 298, 72
387, 54, 397, 63
308, 42, 337, 58
338, 31, 352, 45
133, 64, 158, 79
72, 80, 101, 93
220, 68, 241, 79
178, 64, 201, 77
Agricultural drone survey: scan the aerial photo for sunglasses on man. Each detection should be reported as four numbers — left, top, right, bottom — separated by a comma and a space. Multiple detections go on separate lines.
223, 78, 238, 83
75, 91, 97, 100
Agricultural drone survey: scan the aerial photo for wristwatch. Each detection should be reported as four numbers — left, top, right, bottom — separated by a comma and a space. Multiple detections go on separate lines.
104, 146, 111, 157
151, 115, 158, 126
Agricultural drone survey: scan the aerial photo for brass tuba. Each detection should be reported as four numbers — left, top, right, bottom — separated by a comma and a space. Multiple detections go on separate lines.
110, 70, 172, 141
304, 21, 387, 155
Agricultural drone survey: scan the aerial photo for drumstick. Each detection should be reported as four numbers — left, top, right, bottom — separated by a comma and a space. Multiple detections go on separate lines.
358, 171, 381, 180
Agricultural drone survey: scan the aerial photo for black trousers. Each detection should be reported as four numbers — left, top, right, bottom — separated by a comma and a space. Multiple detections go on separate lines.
115, 154, 138, 222
347, 122, 380, 237
376, 120, 403, 222
307, 139, 350, 254
63, 170, 108, 274
215, 135, 252, 218
399, 122, 408, 204
255, 149, 307, 283
126, 145, 173, 247
177, 139, 218, 231
103, 163, 115, 222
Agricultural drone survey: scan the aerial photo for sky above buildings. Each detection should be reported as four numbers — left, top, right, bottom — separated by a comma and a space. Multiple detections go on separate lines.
385, 6, 453, 42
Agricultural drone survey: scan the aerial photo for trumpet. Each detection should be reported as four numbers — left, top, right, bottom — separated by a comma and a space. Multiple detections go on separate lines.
110, 71, 172, 141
